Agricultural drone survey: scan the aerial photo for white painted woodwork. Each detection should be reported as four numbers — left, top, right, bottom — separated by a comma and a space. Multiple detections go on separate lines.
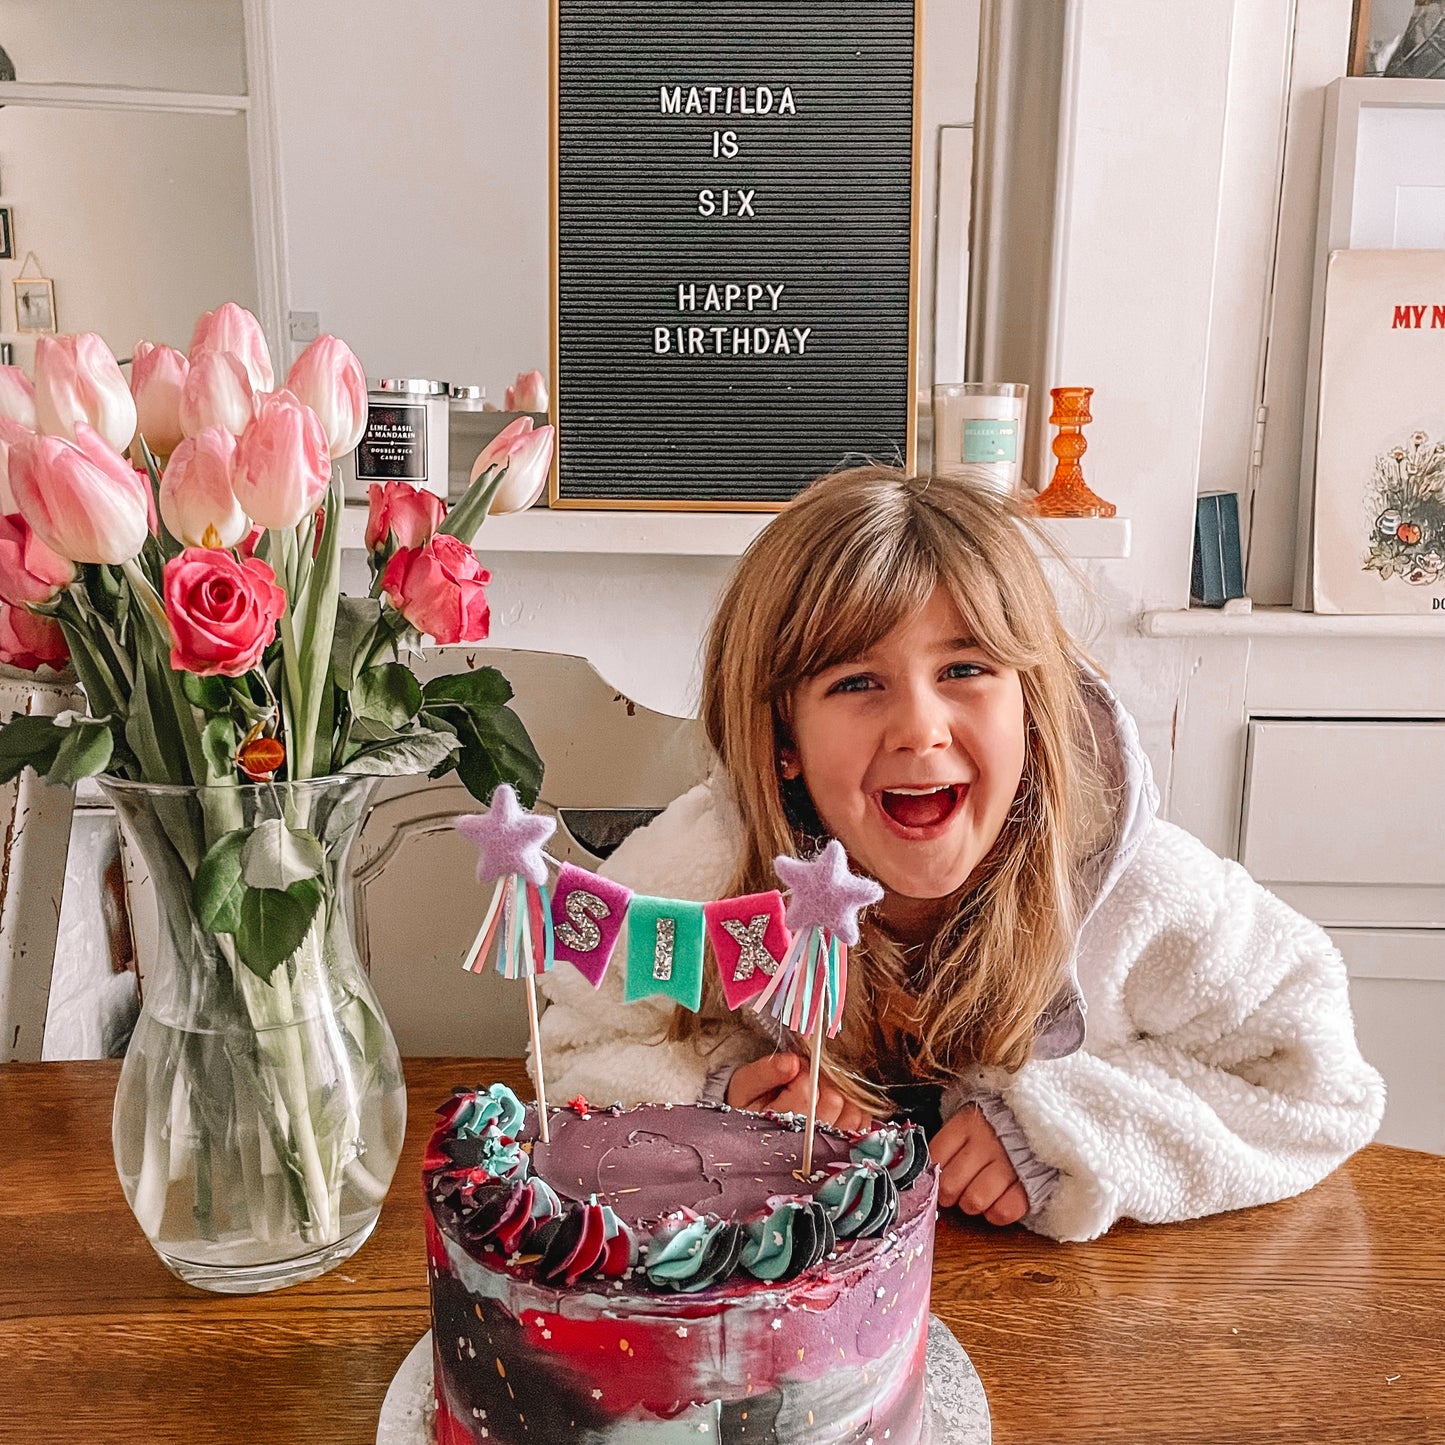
0, 672, 83, 1062
1141, 607, 1445, 639
1240, 721, 1445, 928
1335, 928, 1445, 1154
339, 504, 1132, 562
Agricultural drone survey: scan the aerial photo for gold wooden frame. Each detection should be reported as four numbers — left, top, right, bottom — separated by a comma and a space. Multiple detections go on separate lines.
13, 277, 56, 335
548, 0, 924, 511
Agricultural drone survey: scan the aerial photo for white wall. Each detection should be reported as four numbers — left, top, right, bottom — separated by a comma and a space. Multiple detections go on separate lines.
0, 109, 258, 368
268, 0, 551, 392
1, 0, 245, 94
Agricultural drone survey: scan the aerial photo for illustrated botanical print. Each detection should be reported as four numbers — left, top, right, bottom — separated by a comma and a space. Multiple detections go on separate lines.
1363, 431, 1445, 587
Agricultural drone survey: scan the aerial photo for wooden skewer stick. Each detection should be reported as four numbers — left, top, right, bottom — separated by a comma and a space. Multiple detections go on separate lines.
525, 972, 550, 1144
801, 996, 827, 1177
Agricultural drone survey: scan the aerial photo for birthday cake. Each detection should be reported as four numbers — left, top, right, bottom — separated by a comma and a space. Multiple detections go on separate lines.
423, 1084, 938, 1442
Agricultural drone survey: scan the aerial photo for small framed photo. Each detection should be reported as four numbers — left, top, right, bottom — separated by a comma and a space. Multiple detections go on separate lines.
14, 278, 57, 335
0, 208, 12, 261
1350, 0, 1445, 78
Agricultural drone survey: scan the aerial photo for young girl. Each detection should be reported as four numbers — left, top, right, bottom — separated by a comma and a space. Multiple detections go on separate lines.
536, 467, 1385, 1242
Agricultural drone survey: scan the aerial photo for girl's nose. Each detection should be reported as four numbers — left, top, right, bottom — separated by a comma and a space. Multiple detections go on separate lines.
884, 684, 952, 754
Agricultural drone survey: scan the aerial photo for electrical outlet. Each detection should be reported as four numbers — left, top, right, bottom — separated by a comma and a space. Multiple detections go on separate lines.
288, 310, 320, 344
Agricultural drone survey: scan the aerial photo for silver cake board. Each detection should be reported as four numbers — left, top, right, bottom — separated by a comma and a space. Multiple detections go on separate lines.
378, 1315, 990, 1444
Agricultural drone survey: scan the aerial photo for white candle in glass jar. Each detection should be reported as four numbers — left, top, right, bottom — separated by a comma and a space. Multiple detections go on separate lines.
932, 383, 1028, 496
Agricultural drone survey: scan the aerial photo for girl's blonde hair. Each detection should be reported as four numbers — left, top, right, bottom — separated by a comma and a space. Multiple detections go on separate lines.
681, 465, 1112, 1112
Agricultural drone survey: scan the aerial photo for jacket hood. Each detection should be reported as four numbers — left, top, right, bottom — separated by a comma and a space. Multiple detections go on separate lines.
1030, 667, 1160, 1058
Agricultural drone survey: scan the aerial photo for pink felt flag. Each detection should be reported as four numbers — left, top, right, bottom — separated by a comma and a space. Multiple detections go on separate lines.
549, 862, 633, 987
704, 890, 790, 1011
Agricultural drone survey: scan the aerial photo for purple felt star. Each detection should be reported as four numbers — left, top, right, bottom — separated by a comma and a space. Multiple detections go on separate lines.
456, 784, 556, 887
773, 839, 884, 947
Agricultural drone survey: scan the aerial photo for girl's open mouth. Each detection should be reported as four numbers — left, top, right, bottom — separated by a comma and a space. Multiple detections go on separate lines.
877, 784, 963, 831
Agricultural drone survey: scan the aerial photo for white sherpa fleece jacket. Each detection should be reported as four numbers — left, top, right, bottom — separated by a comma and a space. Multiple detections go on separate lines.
536, 687, 1385, 1243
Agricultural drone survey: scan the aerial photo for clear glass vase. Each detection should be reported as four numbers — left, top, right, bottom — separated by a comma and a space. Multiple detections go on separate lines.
103, 774, 406, 1294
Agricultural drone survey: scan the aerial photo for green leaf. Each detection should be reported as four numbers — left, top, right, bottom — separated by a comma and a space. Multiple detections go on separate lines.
241, 817, 324, 891
448, 703, 544, 808
422, 667, 513, 711
330, 596, 384, 691
183, 672, 232, 714
0, 715, 64, 785
193, 830, 248, 934
341, 727, 458, 778
47, 718, 114, 787
352, 662, 422, 729
201, 716, 238, 781
236, 878, 323, 981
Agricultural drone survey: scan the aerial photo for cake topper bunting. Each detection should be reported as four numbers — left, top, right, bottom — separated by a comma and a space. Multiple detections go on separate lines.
456, 784, 558, 1141
754, 840, 883, 1174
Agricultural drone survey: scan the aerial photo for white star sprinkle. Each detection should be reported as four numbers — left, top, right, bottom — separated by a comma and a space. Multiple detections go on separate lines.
676, 1325, 688, 1338
771, 1318, 782, 1331
592, 1388, 603, 1400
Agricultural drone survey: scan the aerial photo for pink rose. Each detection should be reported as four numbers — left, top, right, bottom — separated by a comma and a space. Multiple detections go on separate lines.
189, 301, 274, 393
130, 341, 189, 456
0, 601, 68, 672
364, 481, 446, 553
0, 512, 77, 607
285, 335, 367, 458
232, 389, 331, 530
163, 547, 287, 677
381, 534, 491, 645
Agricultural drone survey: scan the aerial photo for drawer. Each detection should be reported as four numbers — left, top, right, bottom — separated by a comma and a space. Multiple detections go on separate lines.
1332, 928, 1445, 1155
1240, 720, 1445, 928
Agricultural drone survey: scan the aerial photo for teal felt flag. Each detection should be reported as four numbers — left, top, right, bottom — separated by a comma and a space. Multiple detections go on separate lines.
624, 896, 706, 1012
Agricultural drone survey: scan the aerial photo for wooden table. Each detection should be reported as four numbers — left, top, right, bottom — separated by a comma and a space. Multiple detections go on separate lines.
2, 1059, 1442, 1443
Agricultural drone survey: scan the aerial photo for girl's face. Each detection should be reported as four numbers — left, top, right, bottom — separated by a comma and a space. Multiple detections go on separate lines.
787, 588, 1027, 927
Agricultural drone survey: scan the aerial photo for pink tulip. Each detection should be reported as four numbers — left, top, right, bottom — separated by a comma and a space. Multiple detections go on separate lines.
160, 427, 248, 548
130, 341, 189, 456
10, 424, 152, 565
469, 416, 555, 514
0, 601, 68, 672
0, 367, 36, 429
285, 335, 367, 458
189, 301, 274, 393
504, 370, 549, 413
179, 351, 254, 439
364, 481, 446, 554
232, 389, 332, 530
0, 511, 76, 608
33, 334, 138, 454
0, 417, 34, 513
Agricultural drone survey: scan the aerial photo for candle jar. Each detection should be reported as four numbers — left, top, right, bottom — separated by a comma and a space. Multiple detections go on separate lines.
342, 378, 450, 503
931, 383, 1029, 496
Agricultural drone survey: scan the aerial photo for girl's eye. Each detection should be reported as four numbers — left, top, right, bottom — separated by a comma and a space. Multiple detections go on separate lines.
827, 673, 875, 695
942, 662, 986, 681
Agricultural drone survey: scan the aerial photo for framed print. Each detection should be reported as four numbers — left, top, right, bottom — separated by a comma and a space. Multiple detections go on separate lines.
13, 277, 57, 334
1294, 77, 1445, 605
1351, 0, 1445, 78
0, 208, 12, 261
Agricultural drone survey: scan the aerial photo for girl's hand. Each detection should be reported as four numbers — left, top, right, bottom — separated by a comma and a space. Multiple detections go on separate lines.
929, 1103, 1030, 1226
726, 1053, 874, 1134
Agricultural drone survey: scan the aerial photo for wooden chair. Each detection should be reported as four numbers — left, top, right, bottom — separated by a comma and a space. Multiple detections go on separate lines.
351, 648, 704, 1056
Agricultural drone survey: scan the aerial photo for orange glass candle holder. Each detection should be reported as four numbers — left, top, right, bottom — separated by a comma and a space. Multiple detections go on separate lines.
1030, 386, 1117, 518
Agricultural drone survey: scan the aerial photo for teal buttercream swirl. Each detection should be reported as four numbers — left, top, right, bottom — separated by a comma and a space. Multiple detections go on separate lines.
477, 1123, 528, 1183
815, 1159, 899, 1238
644, 1214, 744, 1292
850, 1123, 928, 1189
740, 1199, 836, 1282
454, 1082, 527, 1140
527, 1174, 562, 1223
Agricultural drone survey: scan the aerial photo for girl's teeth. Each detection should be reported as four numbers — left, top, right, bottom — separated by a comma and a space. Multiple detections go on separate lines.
889, 786, 948, 796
